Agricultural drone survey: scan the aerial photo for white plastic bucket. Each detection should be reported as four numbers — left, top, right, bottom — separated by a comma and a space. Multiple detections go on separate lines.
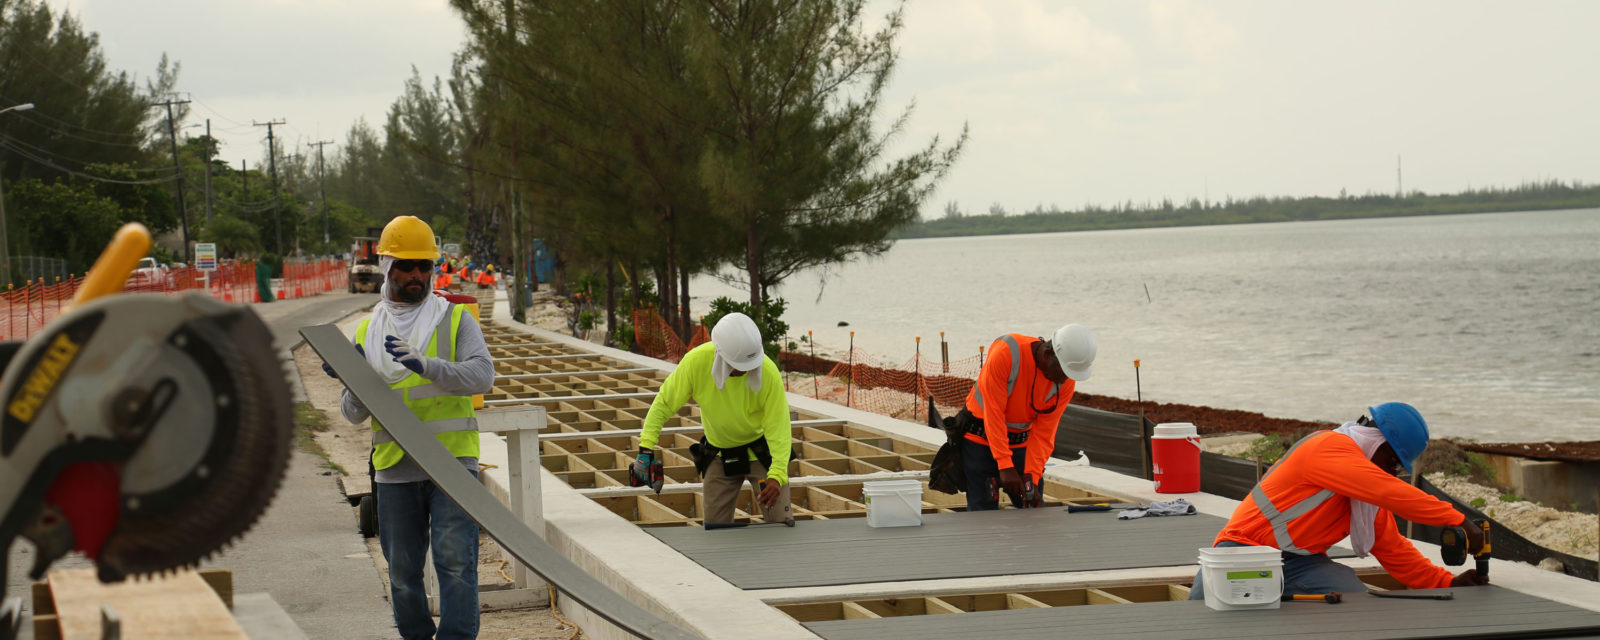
1197, 545, 1282, 611
863, 480, 924, 527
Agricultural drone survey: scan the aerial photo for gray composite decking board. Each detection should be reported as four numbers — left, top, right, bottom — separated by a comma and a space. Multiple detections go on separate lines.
804, 586, 1600, 640
649, 508, 1346, 589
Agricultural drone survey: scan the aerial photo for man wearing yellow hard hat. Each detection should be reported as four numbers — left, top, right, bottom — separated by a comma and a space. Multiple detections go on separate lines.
325, 215, 494, 639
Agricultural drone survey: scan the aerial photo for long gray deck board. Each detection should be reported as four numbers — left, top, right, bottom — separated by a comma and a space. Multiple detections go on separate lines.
648, 508, 1302, 589
804, 587, 1600, 639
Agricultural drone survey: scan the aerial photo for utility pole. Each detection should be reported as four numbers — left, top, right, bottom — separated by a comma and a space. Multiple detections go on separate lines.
308, 140, 334, 251
240, 159, 248, 202
253, 119, 286, 255
203, 119, 214, 224
155, 98, 193, 262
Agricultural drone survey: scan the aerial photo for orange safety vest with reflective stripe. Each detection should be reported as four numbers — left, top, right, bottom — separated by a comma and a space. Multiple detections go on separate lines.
476, 270, 492, 286
962, 333, 1074, 480
1216, 430, 1466, 589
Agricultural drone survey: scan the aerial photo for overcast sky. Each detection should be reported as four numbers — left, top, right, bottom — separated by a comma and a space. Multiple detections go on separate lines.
50, 0, 1600, 215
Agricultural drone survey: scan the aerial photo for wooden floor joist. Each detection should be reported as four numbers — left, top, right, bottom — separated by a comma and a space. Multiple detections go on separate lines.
33, 568, 243, 640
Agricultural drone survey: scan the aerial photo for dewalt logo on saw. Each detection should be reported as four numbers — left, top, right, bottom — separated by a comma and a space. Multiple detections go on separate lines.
8, 333, 82, 423
2, 312, 102, 455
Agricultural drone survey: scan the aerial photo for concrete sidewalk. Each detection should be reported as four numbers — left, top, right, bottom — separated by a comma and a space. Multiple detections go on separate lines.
200, 291, 397, 639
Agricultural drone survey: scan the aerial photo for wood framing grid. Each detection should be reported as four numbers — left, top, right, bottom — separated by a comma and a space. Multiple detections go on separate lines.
587, 477, 1122, 526
542, 423, 941, 489
776, 572, 1409, 623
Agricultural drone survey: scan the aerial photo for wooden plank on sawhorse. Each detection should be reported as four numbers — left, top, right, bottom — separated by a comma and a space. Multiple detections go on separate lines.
36, 568, 244, 640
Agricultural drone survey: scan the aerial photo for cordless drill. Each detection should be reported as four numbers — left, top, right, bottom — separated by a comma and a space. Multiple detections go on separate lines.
987, 474, 1043, 508
1440, 520, 1491, 578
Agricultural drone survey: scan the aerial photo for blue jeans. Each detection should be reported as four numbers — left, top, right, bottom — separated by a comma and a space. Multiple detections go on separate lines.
1189, 540, 1370, 600
377, 474, 480, 640
962, 438, 1029, 511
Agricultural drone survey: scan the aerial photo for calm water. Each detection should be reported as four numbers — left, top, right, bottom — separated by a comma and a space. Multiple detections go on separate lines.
690, 208, 1600, 443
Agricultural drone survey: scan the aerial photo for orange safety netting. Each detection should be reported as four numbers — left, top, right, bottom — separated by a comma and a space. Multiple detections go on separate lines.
784, 343, 986, 422
632, 308, 708, 363
0, 259, 348, 341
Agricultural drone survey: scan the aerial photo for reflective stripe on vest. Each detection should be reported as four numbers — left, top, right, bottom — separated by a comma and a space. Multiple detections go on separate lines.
1249, 433, 1336, 555
357, 304, 478, 469
972, 334, 1061, 432
370, 416, 479, 445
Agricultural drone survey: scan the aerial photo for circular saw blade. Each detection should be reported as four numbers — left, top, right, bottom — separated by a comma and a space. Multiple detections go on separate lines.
95, 305, 294, 581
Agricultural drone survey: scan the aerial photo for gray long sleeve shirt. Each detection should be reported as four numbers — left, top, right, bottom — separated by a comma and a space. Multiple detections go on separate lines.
340, 308, 495, 483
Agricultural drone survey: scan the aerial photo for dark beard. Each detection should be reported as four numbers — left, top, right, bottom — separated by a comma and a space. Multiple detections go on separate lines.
394, 281, 428, 304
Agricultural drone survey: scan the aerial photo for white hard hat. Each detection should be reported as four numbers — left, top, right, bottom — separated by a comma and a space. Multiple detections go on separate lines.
1050, 324, 1096, 381
711, 312, 765, 371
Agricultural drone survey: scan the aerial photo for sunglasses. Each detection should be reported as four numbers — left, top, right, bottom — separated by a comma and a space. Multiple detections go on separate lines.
392, 259, 434, 273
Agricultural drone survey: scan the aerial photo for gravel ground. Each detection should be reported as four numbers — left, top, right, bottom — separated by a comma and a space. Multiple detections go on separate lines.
1427, 473, 1599, 563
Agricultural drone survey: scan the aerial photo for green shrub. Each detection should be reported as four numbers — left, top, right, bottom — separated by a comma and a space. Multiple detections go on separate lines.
1469, 497, 1487, 508
1243, 434, 1289, 465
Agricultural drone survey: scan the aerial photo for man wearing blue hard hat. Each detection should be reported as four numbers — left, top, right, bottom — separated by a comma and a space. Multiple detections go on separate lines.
1191, 402, 1488, 600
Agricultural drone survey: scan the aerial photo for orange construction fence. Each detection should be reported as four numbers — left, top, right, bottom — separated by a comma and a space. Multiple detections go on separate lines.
276, 259, 349, 300
0, 259, 348, 341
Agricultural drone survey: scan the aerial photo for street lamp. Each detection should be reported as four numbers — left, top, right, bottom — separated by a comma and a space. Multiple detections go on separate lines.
0, 102, 36, 287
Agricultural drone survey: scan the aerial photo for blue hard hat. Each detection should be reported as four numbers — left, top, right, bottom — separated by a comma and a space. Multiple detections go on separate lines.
1368, 402, 1429, 473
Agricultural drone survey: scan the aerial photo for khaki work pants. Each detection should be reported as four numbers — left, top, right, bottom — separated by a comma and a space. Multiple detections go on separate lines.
703, 458, 791, 524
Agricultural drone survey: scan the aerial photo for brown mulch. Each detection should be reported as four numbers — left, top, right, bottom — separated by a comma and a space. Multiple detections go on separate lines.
1069, 392, 1337, 437
1457, 441, 1600, 463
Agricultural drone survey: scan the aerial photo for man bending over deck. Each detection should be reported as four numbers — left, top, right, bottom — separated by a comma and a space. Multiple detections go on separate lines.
956, 325, 1097, 510
1191, 402, 1488, 599
635, 312, 793, 524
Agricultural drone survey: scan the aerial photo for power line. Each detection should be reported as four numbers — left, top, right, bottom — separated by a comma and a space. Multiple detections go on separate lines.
0, 140, 177, 184
0, 91, 148, 141
10, 114, 151, 149
0, 136, 172, 172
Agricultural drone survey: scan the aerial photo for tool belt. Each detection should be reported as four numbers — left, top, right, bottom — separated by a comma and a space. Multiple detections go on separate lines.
689, 436, 772, 478
958, 409, 1029, 446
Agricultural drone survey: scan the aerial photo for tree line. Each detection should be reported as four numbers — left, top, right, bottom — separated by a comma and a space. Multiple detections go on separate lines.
900, 181, 1600, 239
1, 0, 967, 351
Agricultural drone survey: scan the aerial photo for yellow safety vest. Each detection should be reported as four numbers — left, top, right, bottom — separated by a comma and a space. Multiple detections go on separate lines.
356, 304, 479, 469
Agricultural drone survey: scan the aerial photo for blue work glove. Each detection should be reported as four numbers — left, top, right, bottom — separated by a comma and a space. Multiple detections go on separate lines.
322, 343, 366, 379
628, 449, 664, 493
383, 335, 429, 377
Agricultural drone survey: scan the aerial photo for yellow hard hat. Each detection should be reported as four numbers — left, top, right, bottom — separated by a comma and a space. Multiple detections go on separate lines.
376, 215, 439, 259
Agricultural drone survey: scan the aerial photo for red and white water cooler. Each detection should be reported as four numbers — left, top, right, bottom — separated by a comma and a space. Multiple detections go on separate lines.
1151, 422, 1201, 493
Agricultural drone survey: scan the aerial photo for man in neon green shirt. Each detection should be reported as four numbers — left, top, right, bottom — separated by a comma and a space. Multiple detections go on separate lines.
635, 312, 793, 524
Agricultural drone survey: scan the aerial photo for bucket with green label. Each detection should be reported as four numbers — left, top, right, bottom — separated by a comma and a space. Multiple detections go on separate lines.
1197, 545, 1283, 610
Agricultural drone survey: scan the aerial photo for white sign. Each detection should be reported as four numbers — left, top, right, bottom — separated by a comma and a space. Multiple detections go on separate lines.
442, 242, 461, 256
195, 243, 218, 270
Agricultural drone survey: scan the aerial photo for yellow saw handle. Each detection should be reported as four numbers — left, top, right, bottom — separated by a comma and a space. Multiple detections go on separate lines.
70, 223, 151, 309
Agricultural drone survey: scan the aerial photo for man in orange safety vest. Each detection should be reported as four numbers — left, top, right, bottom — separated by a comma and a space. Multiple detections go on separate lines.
1190, 402, 1487, 600
956, 324, 1096, 511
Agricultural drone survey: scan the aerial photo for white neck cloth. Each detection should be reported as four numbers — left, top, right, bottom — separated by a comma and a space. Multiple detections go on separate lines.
1333, 421, 1388, 557
711, 351, 762, 392
365, 255, 449, 384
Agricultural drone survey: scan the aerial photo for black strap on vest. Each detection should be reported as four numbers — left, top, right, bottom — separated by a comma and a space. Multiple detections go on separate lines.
958, 409, 1029, 446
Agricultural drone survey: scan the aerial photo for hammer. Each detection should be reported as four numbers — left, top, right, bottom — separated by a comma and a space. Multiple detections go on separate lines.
1282, 592, 1343, 604
703, 520, 796, 530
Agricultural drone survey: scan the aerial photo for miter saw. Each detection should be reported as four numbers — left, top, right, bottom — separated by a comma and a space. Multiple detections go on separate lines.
0, 224, 293, 639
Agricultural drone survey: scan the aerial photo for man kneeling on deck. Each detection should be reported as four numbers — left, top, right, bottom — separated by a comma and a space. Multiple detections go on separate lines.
1190, 402, 1487, 599
634, 312, 793, 524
